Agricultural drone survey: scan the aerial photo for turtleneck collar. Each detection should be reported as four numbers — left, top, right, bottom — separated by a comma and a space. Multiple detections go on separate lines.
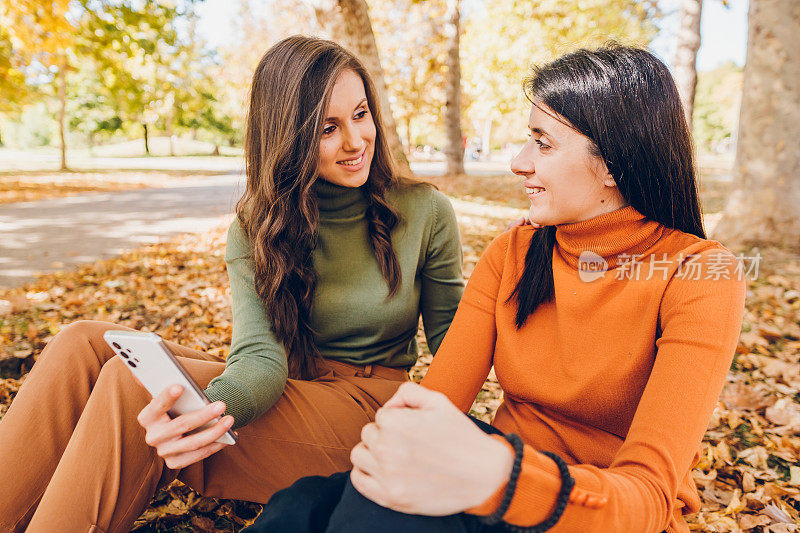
313, 178, 369, 221
555, 205, 666, 269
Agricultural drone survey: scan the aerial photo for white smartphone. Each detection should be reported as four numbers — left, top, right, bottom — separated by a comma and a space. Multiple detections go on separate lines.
103, 330, 237, 445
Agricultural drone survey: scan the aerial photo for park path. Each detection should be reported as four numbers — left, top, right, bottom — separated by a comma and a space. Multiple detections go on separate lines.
0, 161, 523, 289
0, 173, 244, 288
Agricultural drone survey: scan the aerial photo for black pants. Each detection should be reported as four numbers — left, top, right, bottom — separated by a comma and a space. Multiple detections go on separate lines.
245, 417, 508, 533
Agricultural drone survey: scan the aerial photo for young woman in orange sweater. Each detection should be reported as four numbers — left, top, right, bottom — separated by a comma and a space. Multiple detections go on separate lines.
249, 45, 747, 533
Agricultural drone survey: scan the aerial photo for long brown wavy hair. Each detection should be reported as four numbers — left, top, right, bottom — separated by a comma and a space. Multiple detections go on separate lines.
238, 36, 406, 380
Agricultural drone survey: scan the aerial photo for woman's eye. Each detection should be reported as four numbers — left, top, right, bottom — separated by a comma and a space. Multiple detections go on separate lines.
535, 139, 551, 150
323, 124, 336, 135
354, 109, 368, 120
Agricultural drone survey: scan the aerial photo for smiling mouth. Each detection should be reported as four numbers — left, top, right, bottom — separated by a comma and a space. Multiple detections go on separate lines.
338, 152, 365, 166
526, 186, 546, 195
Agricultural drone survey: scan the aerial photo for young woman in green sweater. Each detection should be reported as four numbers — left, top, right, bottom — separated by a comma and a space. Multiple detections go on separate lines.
0, 36, 464, 532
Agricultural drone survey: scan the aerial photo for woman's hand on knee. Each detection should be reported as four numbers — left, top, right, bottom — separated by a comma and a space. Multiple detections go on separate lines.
136, 385, 235, 470
349, 382, 514, 516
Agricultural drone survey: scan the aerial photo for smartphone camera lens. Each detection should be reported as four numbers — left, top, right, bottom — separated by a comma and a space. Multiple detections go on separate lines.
119, 351, 129, 359
127, 361, 137, 368
112, 342, 121, 349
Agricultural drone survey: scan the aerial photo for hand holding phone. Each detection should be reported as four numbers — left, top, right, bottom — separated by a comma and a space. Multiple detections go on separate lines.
136, 384, 236, 470
104, 330, 237, 469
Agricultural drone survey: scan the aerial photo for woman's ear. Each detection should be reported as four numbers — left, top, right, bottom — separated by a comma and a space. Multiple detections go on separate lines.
603, 172, 617, 188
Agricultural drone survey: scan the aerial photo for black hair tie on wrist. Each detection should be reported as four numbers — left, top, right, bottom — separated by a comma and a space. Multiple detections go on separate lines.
503, 451, 575, 533
477, 434, 575, 533
478, 433, 524, 527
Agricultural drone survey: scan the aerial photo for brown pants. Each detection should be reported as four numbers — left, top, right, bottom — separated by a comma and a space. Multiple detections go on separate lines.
0, 320, 408, 533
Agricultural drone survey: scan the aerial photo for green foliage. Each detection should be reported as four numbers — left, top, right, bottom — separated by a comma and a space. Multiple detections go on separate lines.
81, 1, 237, 146
79, 1, 182, 127
2, 0, 234, 151
67, 65, 124, 144
693, 61, 742, 155
461, 0, 660, 146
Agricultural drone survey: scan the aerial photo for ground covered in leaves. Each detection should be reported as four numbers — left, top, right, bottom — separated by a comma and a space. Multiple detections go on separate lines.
1, 173, 798, 532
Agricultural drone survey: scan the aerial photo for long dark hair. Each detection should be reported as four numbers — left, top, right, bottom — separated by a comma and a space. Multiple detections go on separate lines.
509, 44, 705, 328
238, 36, 405, 379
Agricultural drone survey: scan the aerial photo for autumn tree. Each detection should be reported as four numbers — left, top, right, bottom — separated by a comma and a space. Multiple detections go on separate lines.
442, 0, 464, 175
712, 0, 800, 249
2, 0, 78, 169
672, 0, 704, 131
0, 26, 31, 146
80, 1, 184, 155
312, 0, 414, 176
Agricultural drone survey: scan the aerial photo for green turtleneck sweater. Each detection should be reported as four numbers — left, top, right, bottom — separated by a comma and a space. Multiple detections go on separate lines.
203, 179, 464, 428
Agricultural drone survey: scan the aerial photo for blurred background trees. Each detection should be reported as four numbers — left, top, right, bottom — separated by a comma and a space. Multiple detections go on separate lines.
0, 0, 234, 164
0, 0, 662, 165
1, 0, 796, 250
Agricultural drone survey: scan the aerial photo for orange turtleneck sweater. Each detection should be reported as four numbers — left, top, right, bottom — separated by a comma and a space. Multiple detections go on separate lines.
421, 206, 746, 533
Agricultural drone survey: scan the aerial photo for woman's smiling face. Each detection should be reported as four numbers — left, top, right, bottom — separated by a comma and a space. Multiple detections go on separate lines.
510, 102, 627, 226
317, 69, 376, 188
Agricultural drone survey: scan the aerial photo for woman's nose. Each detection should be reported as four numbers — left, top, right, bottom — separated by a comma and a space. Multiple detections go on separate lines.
510, 143, 535, 176
341, 124, 365, 152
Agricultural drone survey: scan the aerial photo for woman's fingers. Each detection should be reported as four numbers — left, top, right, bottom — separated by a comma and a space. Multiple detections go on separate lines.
147, 401, 226, 446
137, 384, 183, 427
350, 441, 380, 475
505, 216, 527, 231
350, 467, 388, 508
164, 401, 226, 437
135, 386, 234, 469
359, 422, 379, 448
163, 441, 228, 470
156, 415, 234, 457
504, 216, 542, 231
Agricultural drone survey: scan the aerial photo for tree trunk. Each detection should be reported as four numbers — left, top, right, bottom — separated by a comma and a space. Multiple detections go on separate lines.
313, 0, 414, 177
673, 0, 703, 131
58, 55, 68, 171
443, 0, 465, 175
712, 0, 800, 250
143, 122, 150, 155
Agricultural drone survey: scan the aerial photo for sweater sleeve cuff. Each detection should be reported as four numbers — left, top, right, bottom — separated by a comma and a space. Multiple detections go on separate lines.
204, 378, 256, 429
466, 435, 564, 527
